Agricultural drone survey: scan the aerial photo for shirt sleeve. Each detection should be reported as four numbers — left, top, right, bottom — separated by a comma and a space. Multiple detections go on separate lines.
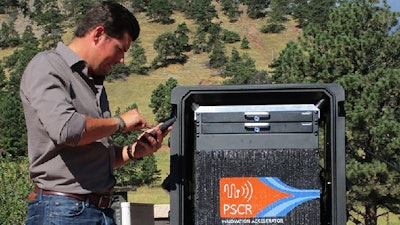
21, 51, 85, 146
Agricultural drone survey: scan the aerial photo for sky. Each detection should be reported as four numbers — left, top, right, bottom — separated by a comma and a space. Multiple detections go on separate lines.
385, 0, 400, 33
386, 0, 400, 11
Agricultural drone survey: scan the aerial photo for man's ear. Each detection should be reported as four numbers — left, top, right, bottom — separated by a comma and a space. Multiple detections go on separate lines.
92, 26, 105, 44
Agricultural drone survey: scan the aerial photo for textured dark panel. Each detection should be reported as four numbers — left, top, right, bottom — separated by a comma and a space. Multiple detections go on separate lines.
193, 148, 321, 225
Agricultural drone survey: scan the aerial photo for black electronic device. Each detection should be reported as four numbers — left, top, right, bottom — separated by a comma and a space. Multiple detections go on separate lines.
140, 116, 176, 144
159, 116, 177, 133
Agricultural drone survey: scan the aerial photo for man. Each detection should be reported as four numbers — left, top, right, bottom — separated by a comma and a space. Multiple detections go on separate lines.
20, 1, 170, 224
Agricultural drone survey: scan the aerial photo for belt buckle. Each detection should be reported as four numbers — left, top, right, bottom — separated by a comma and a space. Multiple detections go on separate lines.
98, 195, 113, 209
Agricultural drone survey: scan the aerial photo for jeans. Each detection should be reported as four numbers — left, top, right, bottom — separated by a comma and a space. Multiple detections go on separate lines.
25, 190, 116, 225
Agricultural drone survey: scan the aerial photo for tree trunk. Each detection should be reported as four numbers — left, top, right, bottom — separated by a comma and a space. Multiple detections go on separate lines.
364, 192, 377, 225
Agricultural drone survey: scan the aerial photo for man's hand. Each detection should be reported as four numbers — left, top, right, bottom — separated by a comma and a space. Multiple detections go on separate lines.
119, 109, 150, 132
131, 122, 173, 159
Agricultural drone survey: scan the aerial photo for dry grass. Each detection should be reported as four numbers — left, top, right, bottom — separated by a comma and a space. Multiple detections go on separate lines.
0, 47, 15, 61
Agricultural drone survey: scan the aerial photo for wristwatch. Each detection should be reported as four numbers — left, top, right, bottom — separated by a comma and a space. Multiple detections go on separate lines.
114, 116, 126, 134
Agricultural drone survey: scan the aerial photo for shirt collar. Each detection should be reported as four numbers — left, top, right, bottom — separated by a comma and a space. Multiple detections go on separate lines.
55, 42, 88, 76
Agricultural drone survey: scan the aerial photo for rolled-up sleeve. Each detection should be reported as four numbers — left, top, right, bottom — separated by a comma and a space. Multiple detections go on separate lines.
60, 112, 85, 146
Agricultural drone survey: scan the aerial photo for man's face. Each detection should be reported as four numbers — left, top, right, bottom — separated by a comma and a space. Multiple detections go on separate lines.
90, 32, 132, 76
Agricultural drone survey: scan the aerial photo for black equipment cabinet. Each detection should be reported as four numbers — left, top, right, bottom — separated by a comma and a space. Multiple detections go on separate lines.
167, 84, 346, 225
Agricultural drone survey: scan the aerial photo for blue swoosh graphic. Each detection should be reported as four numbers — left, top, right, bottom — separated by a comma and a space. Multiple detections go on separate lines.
256, 177, 320, 217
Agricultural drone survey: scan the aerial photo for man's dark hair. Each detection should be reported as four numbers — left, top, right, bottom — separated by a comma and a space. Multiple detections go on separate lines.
74, 1, 140, 41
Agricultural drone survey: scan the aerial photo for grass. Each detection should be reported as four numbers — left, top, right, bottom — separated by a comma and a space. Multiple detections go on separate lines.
0, 47, 15, 61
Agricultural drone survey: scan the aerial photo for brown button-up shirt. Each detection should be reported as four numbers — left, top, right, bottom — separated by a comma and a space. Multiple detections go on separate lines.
20, 42, 116, 194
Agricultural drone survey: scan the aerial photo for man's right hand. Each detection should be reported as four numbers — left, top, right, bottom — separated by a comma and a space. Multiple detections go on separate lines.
119, 109, 150, 132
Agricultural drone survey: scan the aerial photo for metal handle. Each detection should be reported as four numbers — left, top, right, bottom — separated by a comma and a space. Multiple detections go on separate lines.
244, 112, 270, 121
244, 123, 270, 133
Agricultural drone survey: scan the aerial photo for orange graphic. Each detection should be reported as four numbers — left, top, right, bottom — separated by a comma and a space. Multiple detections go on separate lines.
220, 177, 291, 218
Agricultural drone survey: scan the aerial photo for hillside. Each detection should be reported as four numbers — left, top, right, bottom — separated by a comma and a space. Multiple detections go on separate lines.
0, 3, 301, 122
105, 8, 301, 123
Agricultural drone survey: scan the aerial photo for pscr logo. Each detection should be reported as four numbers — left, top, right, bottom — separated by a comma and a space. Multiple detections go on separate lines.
220, 177, 320, 218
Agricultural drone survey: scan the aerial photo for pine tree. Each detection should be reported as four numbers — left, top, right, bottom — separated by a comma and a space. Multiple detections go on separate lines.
170, 0, 187, 12
152, 29, 188, 68
39, 9, 64, 49
63, 0, 94, 21
149, 77, 178, 122
268, 0, 290, 23
0, 65, 5, 91
243, 0, 269, 19
290, 0, 336, 28
222, 48, 259, 85
21, 25, 39, 49
207, 23, 222, 52
221, 29, 241, 43
147, 0, 174, 24
128, 39, 149, 75
174, 23, 191, 52
209, 40, 228, 69
186, 0, 217, 31
32, 1, 65, 49
0, 21, 20, 48
131, 0, 149, 12
0, 0, 19, 14
192, 29, 208, 54
220, 0, 241, 22
0, 39, 39, 157
0, 92, 27, 157
240, 37, 250, 49
263, 0, 290, 34
270, 1, 400, 224
136, 155, 161, 185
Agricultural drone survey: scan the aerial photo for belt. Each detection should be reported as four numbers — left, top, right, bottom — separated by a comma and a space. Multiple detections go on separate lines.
29, 185, 113, 209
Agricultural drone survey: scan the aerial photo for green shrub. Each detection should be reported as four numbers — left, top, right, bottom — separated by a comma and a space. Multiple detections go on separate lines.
106, 64, 131, 81
0, 157, 32, 225
221, 29, 241, 43
261, 23, 286, 33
